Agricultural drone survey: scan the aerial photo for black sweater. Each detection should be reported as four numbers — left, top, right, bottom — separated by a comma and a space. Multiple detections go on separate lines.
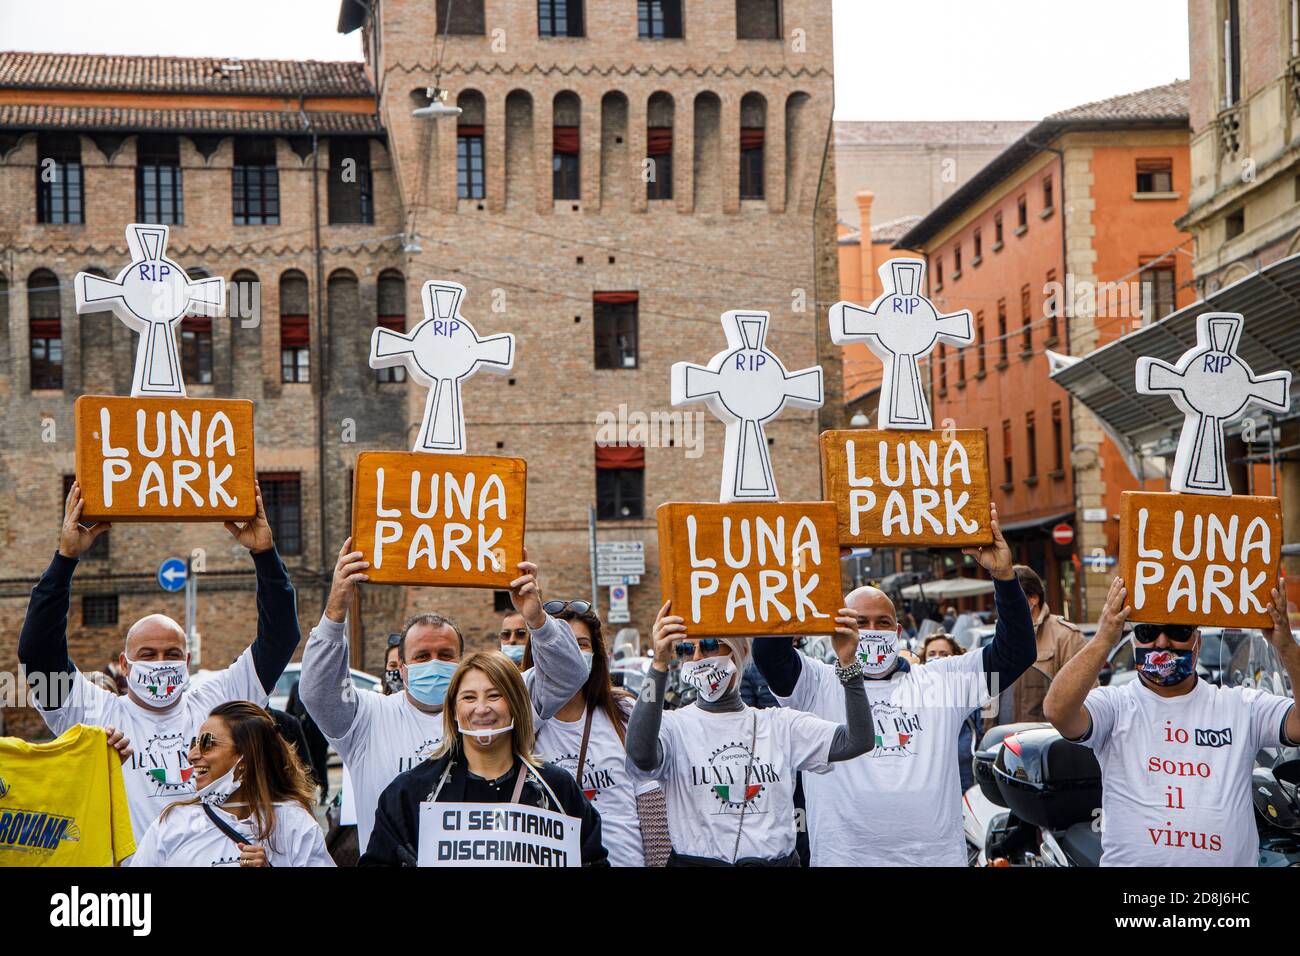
17, 548, 300, 707
361, 752, 610, 867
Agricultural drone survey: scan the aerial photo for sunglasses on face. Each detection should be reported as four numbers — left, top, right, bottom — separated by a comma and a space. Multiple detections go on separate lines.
1132, 623, 1198, 644
188, 733, 222, 755
500, 628, 529, 641
674, 638, 722, 659
542, 600, 592, 616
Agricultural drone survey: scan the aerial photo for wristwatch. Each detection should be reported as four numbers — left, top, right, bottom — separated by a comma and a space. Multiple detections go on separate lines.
834, 660, 864, 684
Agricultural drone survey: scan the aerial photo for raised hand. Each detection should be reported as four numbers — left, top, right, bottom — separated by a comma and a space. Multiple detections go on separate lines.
224, 480, 274, 554
324, 538, 370, 624
509, 546, 546, 630
58, 482, 111, 560
831, 608, 861, 666
962, 502, 1014, 580
1095, 577, 1132, 647
651, 601, 687, 672
1264, 580, 1296, 653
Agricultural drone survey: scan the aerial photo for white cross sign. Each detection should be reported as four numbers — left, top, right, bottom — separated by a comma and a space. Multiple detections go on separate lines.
828, 258, 973, 430
369, 280, 514, 454
1136, 311, 1291, 496
75, 223, 226, 398
671, 310, 823, 502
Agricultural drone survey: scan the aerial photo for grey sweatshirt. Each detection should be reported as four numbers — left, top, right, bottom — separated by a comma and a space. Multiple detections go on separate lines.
300, 611, 589, 739
626, 664, 874, 773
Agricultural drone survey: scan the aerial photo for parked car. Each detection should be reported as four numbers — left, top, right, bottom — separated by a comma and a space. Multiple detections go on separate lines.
268, 662, 383, 713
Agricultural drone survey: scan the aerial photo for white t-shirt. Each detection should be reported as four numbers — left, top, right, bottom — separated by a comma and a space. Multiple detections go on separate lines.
535, 699, 656, 868
39, 649, 267, 845
132, 800, 334, 867
626, 703, 837, 862
1079, 678, 1293, 867
326, 689, 445, 855
779, 651, 990, 867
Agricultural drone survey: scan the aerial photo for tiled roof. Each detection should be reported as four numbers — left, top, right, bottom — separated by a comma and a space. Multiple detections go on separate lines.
835, 120, 1035, 148
1048, 79, 1189, 122
0, 104, 383, 135
871, 215, 924, 243
0, 51, 371, 96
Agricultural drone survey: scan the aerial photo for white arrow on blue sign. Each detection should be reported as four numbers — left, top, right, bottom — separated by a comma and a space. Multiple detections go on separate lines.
158, 557, 188, 593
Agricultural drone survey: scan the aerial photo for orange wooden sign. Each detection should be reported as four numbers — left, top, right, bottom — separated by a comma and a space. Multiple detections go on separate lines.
819, 429, 992, 547
351, 450, 526, 588
1119, 491, 1282, 627
74, 395, 256, 523
656, 501, 843, 637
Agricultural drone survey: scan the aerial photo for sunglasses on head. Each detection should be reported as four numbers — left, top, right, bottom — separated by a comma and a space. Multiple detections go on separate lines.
542, 600, 593, 616
386, 633, 402, 648
188, 733, 222, 755
674, 638, 722, 658
1132, 623, 1197, 644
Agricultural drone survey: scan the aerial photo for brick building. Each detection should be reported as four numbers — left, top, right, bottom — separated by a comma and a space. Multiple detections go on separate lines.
0, 0, 841, 734
897, 81, 1193, 620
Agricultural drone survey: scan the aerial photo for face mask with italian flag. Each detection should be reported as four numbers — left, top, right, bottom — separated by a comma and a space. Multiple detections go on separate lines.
125, 657, 190, 708
856, 629, 900, 679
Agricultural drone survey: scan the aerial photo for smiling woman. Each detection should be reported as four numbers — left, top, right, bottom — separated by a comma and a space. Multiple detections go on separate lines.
131, 701, 334, 868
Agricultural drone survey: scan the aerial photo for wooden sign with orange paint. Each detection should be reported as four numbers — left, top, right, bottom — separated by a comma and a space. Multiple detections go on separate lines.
656, 501, 843, 637
819, 428, 992, 548
74, 395, 256, 523
351, 450, 526, 588
1119, 490, 1282, 628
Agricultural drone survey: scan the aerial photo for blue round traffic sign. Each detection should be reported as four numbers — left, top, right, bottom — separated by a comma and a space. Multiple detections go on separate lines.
158, 557, 188, 593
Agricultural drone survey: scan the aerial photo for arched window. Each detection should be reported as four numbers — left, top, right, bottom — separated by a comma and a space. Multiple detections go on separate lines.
229, 269, 260, 329
739, 93, 766, 200
647, 92, 674, 201
458, 92, 487, 200
553, 92, 581, 202
28, 269, 62, 390
376, 270, 407, 383
279, 270, 310, 383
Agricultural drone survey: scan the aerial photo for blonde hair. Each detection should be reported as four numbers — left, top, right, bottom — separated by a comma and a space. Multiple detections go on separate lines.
432, 650, 542, 766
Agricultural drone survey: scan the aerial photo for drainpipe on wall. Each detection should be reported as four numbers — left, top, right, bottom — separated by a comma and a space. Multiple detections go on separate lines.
301, 100, 331, 613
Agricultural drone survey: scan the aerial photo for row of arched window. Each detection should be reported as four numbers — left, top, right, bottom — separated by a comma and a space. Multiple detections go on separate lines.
435, 87, 813, 207
0, 267, 408, 392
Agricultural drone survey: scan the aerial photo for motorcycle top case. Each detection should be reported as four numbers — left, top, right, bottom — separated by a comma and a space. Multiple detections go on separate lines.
974, 722, 1050, 808
994, 728, 1102, 830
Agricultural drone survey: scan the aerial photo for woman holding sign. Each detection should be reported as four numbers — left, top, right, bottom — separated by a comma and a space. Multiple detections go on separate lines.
132, 701, 334, 867
526, 600, 668, 867
361, 651, 608, 867
625, 606, 875, 866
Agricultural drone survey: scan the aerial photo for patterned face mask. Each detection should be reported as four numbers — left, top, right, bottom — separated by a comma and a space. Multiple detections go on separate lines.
124, 657, 189, 707
856, 629, 900, 678
680, 656, 737, 702
1133, 635, 1199, 687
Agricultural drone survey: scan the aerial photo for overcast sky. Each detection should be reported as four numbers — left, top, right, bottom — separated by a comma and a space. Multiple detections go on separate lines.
1, 0, 1190, 121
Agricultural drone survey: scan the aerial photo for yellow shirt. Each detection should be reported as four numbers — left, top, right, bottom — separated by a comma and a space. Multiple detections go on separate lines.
0, 724, 136, 866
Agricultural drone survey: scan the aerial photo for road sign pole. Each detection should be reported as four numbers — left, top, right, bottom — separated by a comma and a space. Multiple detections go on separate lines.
588, 504, 599, 612
184, 554, 199, 669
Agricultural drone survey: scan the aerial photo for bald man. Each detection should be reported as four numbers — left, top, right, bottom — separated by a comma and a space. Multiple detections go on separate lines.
752, 504, 1036, 867
17, 481, 301, 845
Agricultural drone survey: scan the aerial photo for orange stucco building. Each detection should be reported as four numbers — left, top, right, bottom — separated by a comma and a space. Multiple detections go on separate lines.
898, 82, 1194, 619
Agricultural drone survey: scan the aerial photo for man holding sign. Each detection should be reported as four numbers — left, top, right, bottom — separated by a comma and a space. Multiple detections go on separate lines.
751, 503, 1037, 867
1044, 577, 1300, 866
17, 481, 300, 844
300, 541, 588, 855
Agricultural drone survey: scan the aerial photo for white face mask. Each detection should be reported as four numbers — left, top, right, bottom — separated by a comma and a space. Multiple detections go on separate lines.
856, 629, 900, 678
680, 656, 737, 703
457, 722, 515, 747
197, 758, 243, 807
124, 657, 189, 707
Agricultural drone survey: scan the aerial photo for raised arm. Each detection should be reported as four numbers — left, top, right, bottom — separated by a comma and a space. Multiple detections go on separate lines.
510, 551, 586, 719
18, 482, 108, 708
964, 504, 1037, 695
1264, 580, 1300, 746
300, 540, 369, 740
625, 602, 682, 774
1044, 577, 1130, 740
752, 636, 803, 698
827, 613, 874, 761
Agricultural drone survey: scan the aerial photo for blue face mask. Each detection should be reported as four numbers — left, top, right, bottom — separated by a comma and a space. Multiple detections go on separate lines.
1133, 636, 1199, 687
580, 650, 593, 675
405, 659, 458, 706
501, 643, 526, 664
